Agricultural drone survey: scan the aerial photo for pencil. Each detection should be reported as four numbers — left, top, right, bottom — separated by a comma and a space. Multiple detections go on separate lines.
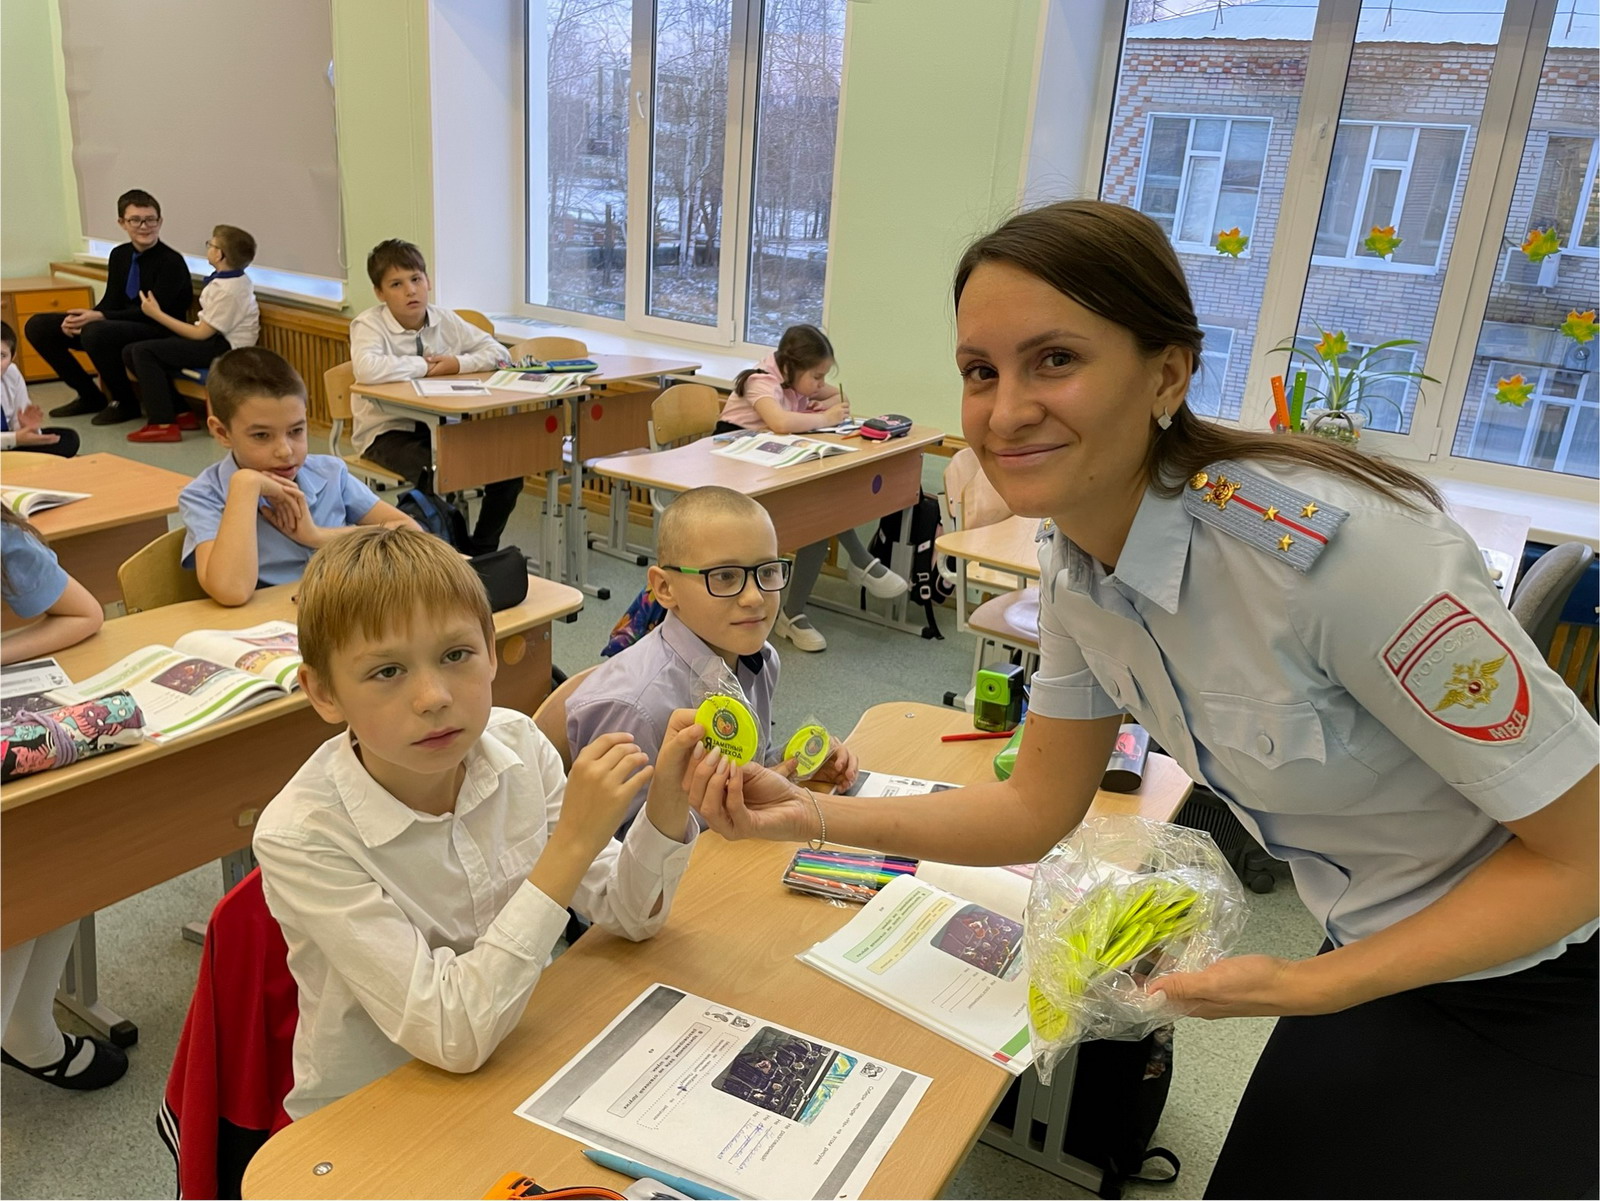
941, 730, 1015, 742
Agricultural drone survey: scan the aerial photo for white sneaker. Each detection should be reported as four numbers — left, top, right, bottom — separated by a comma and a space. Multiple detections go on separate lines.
774, 612, 828, 652
847, 559, 910, 599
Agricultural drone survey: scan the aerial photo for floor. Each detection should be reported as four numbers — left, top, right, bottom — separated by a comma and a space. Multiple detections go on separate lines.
0, 381, 1327, 1200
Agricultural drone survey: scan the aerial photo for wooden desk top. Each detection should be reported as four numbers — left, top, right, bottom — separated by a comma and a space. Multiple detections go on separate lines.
588, 424, 946, 496
2, 452, 191, 541
936, 514, 1041, 579
0, 576, 583, 813
242, 701, 1191, 1201
587, 353, 702, 384
2, 275, 90, 294
349, 375, 580, 418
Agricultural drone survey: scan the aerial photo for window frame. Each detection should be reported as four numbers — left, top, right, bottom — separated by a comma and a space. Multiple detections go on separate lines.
1464, 359, 1598, 477
1542, 131, 1600, 257
521, 0, 847, 356
1191, 322, 1237, 419
1135, 112, 1273, 256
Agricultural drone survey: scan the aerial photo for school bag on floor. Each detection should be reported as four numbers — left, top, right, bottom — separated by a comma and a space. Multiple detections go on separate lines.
1064, 1027, 1180, 1197
868, 490, 955, 640
397, 488, 469, 551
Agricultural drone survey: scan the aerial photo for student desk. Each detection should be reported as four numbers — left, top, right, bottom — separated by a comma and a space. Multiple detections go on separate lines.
242, 701, 1191, 1201
1, 452, 192, 607
588, 425, 945, 554
0, 574, 583, 953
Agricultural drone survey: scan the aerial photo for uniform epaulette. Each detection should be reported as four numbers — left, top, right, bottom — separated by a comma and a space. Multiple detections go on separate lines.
1183, 461, 1348, 573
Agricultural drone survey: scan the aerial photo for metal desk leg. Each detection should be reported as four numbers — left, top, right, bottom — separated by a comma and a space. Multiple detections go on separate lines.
592, 477, 652, 566
57, 916, 139, 1048
563, 395, 609, 600
181, 847, 259, 945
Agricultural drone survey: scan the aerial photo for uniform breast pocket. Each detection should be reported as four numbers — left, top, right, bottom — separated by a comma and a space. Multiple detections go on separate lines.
1196, 692, 1370, 811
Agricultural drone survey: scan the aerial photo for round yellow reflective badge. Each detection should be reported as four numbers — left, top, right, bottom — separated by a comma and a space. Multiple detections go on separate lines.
784, 724, 831, 779
695, 694, 759, 764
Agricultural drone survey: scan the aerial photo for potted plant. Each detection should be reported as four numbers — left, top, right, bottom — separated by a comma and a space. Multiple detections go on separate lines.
1268, 325, 1439, 444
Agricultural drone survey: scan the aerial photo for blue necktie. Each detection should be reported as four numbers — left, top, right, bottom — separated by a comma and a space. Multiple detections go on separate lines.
126, 251, 142, 300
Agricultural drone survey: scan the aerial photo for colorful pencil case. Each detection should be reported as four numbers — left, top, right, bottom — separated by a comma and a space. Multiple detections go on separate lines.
783, 848, 920, 903
1, 690, 147, 781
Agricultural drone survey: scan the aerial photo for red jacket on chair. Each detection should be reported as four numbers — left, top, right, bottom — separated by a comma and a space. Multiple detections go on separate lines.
158, 867, 298, 1200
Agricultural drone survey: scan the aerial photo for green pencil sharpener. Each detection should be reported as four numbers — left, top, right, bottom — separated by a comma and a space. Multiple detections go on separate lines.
973, 663, 1024, 733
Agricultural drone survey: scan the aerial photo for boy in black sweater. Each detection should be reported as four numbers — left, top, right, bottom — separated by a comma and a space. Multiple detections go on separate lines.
28, 188, 192, 425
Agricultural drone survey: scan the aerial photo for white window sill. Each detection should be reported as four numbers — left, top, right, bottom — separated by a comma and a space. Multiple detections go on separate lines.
75, 244, 346, 310
1309, 254, 1442, 276
488, 315, 751, 389
1432, 477, 1599, 549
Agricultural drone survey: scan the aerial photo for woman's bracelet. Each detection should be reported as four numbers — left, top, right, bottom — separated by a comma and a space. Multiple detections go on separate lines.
807, 791, 827, 851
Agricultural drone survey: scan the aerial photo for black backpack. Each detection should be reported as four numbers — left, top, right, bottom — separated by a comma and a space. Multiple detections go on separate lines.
1063, 1027, 1180, 1197
869, 490, 956, 640
397, 488, 469, 551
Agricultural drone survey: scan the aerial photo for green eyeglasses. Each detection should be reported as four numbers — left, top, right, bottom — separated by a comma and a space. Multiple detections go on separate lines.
661, 559, 793, 598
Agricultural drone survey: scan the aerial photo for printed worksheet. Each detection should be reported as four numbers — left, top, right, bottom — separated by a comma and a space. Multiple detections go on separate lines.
516, 984, 929, 1200
843, 771, 956, 798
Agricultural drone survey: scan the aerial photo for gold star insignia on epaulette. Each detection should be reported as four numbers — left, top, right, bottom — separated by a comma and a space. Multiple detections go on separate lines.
1190, 472, 1209, 490
1277, 535, 1294, 552
1301, 502, 1319, 519
1262, 506, 1279, 522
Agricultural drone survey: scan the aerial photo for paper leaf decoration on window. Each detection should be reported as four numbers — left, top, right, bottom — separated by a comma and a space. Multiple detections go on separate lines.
1363, 225, 1402, 259
1559, 309, 1597, 345
1521, 227, 1560, 263
1314, 329, 1349, 361
1214, 227, 1249, 257
1494, 374, 1533, 407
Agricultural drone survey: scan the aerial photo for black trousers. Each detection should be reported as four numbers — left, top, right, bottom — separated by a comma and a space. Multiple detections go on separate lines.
365, 424, 523, 556
1205, 933, 1598, 1199
4, 428, 80, 457
24, 311, 164, 409
124, 334, 230, 424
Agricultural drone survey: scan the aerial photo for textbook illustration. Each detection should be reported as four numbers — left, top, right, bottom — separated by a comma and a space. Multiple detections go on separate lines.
52, 621, 301, 743
798, 872, 1036, 1074
710, 432, 858, 469
516, 983, 928, 1199
0, 484, 90, 517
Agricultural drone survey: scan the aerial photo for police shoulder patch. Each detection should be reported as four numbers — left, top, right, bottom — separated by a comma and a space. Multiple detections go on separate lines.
1183, 461, 1348, 574
1382, 592, 1530, 742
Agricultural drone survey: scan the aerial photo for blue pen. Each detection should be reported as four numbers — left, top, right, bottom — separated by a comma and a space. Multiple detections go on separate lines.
580, 1149, 736, 1200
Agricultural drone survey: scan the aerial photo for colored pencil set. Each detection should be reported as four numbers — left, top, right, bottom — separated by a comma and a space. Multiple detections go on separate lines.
783, 849, 920, 903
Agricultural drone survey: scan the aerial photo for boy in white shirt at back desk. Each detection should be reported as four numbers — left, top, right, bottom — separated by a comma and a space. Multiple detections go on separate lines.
348, 238, 523, 555
253, 527, 703, 1119
126, 224, 260, 444
1, 323, 78, 457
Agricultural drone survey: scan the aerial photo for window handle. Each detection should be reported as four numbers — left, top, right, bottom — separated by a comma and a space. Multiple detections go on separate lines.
635, 89, 648, 121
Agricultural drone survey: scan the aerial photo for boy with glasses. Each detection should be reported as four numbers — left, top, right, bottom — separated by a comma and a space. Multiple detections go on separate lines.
567, 486, 859, 839
27, 189, 193, 425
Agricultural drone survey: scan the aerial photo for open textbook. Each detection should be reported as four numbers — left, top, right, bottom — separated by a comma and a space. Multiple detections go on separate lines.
798, 869, 1037, 1075
482, 369, 591, 395
516, 984, 928, 1200
0, 484, 89, 518
55, 621, 301, 743
711, 432, 857, 469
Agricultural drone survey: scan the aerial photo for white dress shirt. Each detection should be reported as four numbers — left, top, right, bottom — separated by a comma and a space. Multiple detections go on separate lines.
2, 363, 32, 449
253, 707, 697, 1119
198, 273, 260, 348
347, 303, 505, 451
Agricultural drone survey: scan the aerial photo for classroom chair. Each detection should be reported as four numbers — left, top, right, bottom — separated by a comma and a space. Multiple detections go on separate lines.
531, 664, 600, 770
967, 585, 1041, 683
159, 868, 297, 1201
644, 382, 724, 523
941, 447, 1024, 632
323, 361, 412, 492
454, 309, 496, 336
1510, 541, 1595, 658
118, 527, 207, 614
506, 335, 589, 362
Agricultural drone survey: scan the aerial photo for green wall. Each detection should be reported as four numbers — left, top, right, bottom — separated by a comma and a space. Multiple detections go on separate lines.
825, 0, 1044, 435
1, 0, 81, 278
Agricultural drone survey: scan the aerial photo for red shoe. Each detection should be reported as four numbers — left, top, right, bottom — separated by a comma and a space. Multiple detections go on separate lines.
175, 410, 202, 431
127, 423, 183, 444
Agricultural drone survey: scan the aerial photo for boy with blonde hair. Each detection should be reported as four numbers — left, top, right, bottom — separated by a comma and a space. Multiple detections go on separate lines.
253, 527, 702, 1118
568, 486, 858, 839
127, 224, 261, 442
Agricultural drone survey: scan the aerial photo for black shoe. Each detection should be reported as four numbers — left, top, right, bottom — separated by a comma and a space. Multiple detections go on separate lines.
90, 404, 140, 426
49, 396, 106, 418
2, 1033, 129, 1091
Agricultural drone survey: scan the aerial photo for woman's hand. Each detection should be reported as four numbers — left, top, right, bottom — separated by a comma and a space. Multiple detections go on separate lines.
1149, 954, 1335, 1019
690, 747, 816, 843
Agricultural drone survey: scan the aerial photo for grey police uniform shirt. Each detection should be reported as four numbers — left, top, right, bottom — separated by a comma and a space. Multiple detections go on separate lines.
1029, 459, 1598, 980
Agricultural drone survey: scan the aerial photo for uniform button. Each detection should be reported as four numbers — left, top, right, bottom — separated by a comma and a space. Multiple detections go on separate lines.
1256, 733, 1275, 757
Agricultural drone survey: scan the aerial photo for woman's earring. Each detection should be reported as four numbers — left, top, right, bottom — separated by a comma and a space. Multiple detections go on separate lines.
1156, 407, 1173, 431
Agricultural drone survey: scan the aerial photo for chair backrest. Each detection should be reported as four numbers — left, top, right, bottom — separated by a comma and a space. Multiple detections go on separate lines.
943, 447, 1011, 531
119, 527, 207, 613
1510, 541, 1596, 658
323, 361, 356, 423
531, 665, 601, 770
649, 383, 723, 449
507, 335, 589, 362
454, 309, 496, 335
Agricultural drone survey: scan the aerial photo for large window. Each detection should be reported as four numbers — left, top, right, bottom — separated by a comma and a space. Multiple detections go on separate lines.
1463, 362, 1597, 478
1312, 122, 1469, 270
527, 0, 846, 346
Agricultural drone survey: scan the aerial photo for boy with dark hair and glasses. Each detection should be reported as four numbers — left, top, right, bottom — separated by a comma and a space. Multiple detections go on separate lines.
568, 486, 859, 839
28, 188, 193, 424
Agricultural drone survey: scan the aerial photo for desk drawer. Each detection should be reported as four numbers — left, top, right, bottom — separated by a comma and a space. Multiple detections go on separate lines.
5, 286, 97, 382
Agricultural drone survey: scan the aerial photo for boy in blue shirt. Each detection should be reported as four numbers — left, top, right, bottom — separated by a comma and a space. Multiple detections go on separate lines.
179, 347, 416, 606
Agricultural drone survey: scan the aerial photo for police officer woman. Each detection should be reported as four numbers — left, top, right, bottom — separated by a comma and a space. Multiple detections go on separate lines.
684, 200, 1599, 1198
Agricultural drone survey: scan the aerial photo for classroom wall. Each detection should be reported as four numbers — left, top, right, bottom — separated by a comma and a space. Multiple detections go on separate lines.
823, 0, 1046, 435
1, 0, 82, 278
